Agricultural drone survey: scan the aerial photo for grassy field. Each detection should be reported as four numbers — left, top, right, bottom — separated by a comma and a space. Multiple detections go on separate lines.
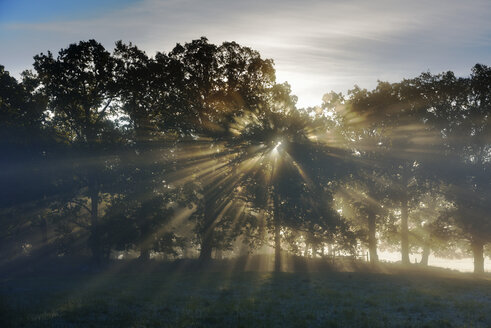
1, 259, 490, 327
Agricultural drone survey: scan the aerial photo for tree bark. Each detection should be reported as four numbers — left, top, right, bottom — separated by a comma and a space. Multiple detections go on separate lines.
199, 201, 214, 261
135, 123, 152, 263
139, 248, 151, 261
274, 222, 281, 271
199, 228, 213, 261
420, 235, 430, 266
199, 236, 213, 261
183, 246, 192, 259
328, 244, 333, 256
367, 211, 378, 264
273, 193, 281, 272
40, 217, 48, 244
400, 202, 410, 265
88, 178, 102, 266
401, 163, 411, 265
312, 243, 317, 259
138, 219, 153, 261
304, 242, 310, 258
400, 167, 410, 265
86, 124, 103, 266
471, 239, 485, 274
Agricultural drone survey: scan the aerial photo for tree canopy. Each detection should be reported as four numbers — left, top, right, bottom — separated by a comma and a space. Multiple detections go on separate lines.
0, 38, 489, 273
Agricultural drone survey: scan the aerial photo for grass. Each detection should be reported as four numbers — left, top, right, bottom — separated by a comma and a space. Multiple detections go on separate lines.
1, 258, 490, 327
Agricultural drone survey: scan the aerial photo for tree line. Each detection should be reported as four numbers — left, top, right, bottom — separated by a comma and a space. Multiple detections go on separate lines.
0, 38, 489, 273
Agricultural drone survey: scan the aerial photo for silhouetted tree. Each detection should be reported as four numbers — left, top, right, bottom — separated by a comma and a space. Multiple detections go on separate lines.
425, 65, 491, 273
33, 40, 121, 264
163, 38, 277, 261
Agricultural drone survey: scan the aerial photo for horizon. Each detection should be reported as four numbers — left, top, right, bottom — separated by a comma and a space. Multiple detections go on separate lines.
1, 2, 491, 326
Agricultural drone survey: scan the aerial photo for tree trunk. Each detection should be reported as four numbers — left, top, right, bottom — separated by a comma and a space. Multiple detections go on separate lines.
199, 198, 215, 262
312, 243, 317, 259
400, 166, 410, 265
401, 192, 411, 264
138, 221, 152, 261
304, 242, 310, 258
471, 239, 485, 274
183, 246, 192, 259
328, 244, 333, 256
86, 125, 103, 266
400, 201, 410, 265
199, 239, 213, 261
40, 217, 48, 244
274, 222, 281, 271
367, 211, 379, 264
199, 230, 213, 261
420, 235, 430, 266
89, 179, 102, 266
273, 193, 281, 272
238, 239, 249, 257
139, 248, 150, 261
135, 125, 152, 262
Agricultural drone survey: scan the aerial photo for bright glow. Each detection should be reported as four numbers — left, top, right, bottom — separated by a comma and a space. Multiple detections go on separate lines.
377, 251, 485, 273
273, 141, 282, 152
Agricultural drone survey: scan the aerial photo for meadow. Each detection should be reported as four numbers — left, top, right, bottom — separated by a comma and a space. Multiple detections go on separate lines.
1, 258, 490, 327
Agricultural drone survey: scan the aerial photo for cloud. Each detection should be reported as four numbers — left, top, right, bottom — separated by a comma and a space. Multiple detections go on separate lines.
1, 0, 490, 107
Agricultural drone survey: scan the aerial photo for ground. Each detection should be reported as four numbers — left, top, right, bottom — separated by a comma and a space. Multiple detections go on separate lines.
1, 258, 490, 327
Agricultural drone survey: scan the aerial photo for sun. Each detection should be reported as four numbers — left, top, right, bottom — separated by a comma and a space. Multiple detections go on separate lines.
272, 141, 282, 153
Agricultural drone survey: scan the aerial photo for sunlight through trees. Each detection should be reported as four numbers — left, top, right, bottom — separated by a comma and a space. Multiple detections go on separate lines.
0, 38, 489, 274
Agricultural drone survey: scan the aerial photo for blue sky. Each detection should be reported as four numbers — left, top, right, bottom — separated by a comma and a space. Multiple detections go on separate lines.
1, 0, 490, 107
0, 0, 139, 22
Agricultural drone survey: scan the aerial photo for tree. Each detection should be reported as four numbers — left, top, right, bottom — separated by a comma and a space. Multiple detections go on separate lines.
0, 65, 69, 261
161, 38, 277, 261
426, 65, 491, 273
319, 91, 391, 264
0, 66, 49, 209
343, 79, 442, 265
33, 40, 121, 264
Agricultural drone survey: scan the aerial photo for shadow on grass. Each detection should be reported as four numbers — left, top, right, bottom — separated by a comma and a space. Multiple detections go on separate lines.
1, 255, 490, 327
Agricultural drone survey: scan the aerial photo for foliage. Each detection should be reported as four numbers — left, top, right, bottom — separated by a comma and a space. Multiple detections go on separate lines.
0, 38, 489, 272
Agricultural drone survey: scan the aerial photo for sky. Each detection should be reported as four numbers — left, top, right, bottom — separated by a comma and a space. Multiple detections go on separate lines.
1, 0, 490, 108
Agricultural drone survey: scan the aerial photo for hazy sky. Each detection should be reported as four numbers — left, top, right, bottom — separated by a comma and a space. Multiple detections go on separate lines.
1, 0, 490, 107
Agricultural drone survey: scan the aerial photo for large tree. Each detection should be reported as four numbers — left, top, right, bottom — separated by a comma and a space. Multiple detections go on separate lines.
344, 79, 442, 265
161, 38, 278, 261
427, 65, 491, 273
33, 40, 121, 264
